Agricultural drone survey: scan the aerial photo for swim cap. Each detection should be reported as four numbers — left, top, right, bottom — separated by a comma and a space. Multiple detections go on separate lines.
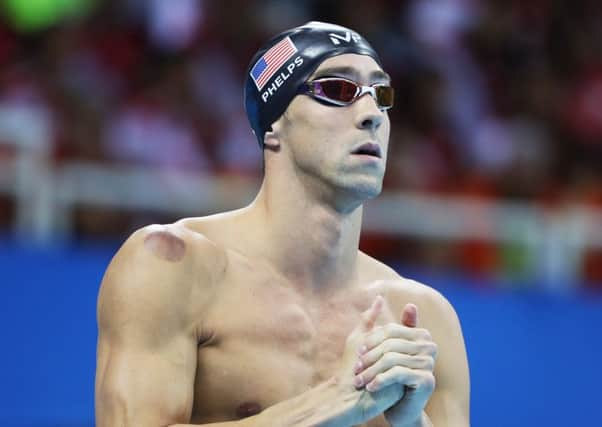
244, 21, 383, 147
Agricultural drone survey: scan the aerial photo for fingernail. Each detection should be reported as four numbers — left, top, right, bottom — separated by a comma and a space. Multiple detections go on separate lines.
354, 360, 363, 372
354, 375, 364, 388
357, 345, 367, 355
366, 382, 376, 392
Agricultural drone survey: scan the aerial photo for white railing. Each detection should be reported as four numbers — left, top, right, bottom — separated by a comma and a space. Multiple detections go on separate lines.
1, 124, 601, 288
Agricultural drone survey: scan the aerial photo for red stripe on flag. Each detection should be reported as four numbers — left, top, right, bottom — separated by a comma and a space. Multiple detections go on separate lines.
263, 45, 293, 69
264, 37, 292, 60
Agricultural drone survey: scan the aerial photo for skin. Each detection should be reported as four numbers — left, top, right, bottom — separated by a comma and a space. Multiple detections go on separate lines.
95, 54, 470, 426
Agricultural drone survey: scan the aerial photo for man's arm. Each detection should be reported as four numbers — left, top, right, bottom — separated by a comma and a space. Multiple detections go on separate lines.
421, 286, 470, 426
377, 280, 469, 427
96, 226, 401, 426
95, 224, 213, 426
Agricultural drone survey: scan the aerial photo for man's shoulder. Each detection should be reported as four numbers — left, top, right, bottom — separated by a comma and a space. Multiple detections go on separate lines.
379, 276, 460, 330
381, 277, 449, 308
358, 252, 457, 322
98, 222, 228, 335
112, 222, 227, 276
358, 250, 400, 281
101, 222, 227, 307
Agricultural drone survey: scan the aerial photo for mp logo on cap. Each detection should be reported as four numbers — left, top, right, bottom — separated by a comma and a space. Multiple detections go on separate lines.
328, 31, 361, 45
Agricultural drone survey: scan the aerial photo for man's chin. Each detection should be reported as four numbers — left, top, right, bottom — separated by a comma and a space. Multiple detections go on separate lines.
349, 174, 383, 196
335, 179, 383, 206
355, 184, 382, 201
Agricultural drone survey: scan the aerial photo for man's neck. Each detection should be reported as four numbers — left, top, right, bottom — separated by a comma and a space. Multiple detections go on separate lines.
248, 177, 363, 296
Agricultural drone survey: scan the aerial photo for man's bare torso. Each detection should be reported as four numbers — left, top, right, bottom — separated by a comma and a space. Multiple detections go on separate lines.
176, 217, 416, 425
96, 209, 469, 426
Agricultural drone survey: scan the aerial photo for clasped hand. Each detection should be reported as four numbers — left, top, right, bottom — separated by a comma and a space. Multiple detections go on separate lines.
340, 295, 437, 426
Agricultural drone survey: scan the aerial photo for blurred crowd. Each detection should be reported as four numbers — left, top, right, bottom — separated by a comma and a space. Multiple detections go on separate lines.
0, 0, 601, 285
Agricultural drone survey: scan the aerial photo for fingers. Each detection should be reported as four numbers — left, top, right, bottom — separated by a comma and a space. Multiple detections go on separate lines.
361, 323, 433, 352
360, 295, 384, 332
401, 303, 418, 328
354, 351, 435, 387
353, 321, 437, 393
352, 298, 436, 396
358, 338, 437, 370
364, 366, 436, 394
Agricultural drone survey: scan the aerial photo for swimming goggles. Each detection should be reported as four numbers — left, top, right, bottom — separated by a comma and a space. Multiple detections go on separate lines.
299, 77, 394, 110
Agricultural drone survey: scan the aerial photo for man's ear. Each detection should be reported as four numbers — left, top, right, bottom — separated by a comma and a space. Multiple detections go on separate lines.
263, 121, 282, 151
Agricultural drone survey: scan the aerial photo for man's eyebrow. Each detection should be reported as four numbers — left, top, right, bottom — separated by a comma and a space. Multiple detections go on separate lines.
311, 66, 391, 84
370, 70, 391, 84
311, 66, 359, 79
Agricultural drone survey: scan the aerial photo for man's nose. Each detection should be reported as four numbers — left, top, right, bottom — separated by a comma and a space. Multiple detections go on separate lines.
354, 93, 384, 131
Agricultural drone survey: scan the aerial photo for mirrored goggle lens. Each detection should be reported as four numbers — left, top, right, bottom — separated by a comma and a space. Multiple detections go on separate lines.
319, 79, 358, 103
315, 79, 394, 109
374, 85, 394, 109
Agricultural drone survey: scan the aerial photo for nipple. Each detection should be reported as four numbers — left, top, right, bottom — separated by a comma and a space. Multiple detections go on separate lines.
235, 401, 262, 418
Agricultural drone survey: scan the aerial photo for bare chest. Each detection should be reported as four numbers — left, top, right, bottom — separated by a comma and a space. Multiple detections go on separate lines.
190, 257, 394, 423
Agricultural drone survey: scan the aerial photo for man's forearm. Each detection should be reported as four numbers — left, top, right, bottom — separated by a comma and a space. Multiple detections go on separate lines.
170, 377, 361, 427
422, 412, 434, 427
388, 412, 433, 427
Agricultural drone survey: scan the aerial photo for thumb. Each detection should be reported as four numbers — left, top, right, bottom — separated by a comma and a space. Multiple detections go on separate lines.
401, 303, 418, 328
360, 295, 384, 331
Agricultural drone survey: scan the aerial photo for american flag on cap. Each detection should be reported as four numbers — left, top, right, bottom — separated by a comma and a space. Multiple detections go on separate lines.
250, 36, 298, 91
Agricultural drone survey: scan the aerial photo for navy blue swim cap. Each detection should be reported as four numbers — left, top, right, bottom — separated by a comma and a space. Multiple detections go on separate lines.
244, 21, 383, 148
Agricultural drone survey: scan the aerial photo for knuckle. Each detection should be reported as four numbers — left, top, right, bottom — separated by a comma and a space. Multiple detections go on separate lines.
423, 341, 437, 356
416, 355, 433, 370
382, 338, 395, 354
382, 351, 397, 366
392, 365, 409, 382
365, 347, 379, 364
425, 373, 436, 391
361, 332, 373, 346
372, 373, 383, 386
384, 323, 396, 336
391, 365, 404, 374
425, 356, 435, 371
431, 342, 439, 358
417, 342, 430, 354
367, 326, 382, 342
419, 341, 437, 355
417, 328, 431, 341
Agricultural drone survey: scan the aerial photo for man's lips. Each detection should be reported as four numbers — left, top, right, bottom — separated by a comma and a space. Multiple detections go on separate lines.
351, 142, 382, 158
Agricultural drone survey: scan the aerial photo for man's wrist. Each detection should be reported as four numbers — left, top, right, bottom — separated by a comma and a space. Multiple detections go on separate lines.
387, 411, 432, 427
254, 376, 359, 427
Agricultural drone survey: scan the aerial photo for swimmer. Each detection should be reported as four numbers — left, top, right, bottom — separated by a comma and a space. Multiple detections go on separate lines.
95, 22, 469, 426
